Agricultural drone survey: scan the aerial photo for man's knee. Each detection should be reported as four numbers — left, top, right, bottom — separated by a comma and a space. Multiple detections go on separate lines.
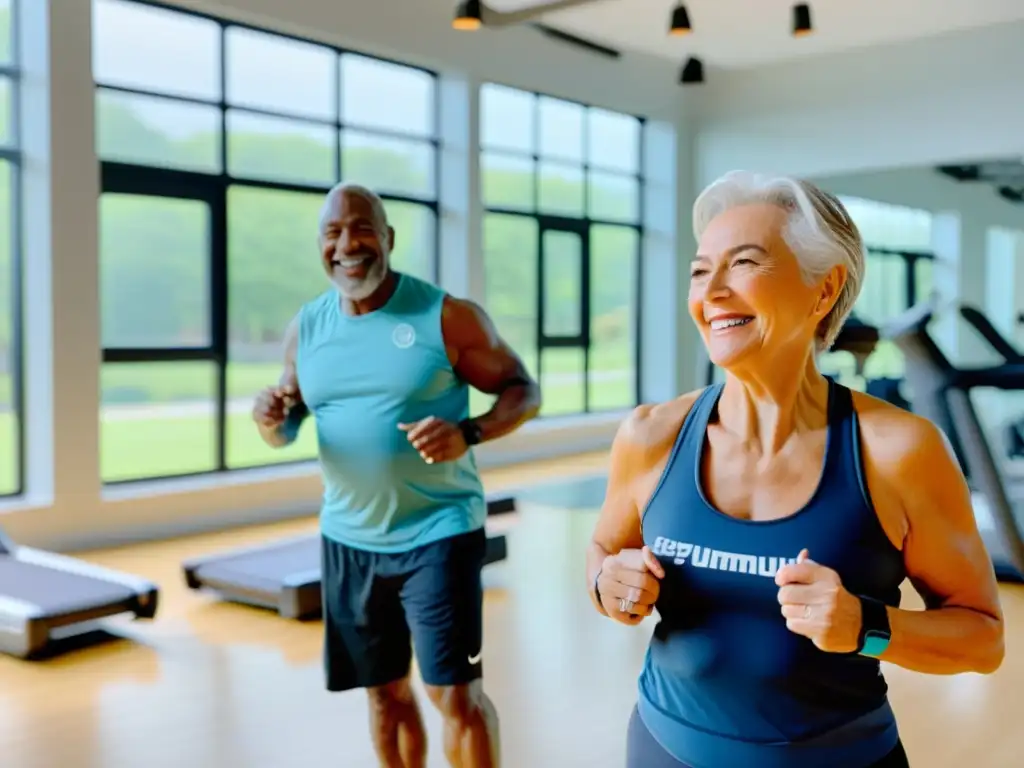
424, 681, 482, 723
367, 677, 415, 719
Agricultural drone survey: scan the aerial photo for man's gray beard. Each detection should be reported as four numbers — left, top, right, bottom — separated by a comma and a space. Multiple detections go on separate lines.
333, 260, 387, 301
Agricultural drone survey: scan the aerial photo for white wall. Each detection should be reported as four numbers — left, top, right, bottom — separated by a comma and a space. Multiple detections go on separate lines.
1, 0, 703, 550
694, 21, 1024, 184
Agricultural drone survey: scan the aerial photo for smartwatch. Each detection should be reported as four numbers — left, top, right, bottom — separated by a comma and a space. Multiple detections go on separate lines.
856, 596, 892, 658
458, 418, 483, 446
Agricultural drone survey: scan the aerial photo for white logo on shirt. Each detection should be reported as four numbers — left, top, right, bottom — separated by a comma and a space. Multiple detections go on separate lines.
392, 323, 416, 349
650, 536, 799, 578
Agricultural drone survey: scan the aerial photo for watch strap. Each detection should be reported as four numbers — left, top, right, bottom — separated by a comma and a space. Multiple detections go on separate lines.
857, 596, 892, 658
458, 418, 483, 446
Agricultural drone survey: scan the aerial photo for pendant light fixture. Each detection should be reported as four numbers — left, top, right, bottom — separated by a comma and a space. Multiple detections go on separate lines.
792, 3, 813, 36
680, 56, 704, 85
668, 3, 692, 36
453, 0, 483, 30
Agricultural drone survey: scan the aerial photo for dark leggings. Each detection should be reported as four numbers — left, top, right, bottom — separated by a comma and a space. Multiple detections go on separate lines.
626, 707, 910, 768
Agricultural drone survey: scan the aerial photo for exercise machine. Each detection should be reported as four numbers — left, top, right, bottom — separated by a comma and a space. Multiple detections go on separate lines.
956, 305, 1024, 459
183, 493, 517, 619
885, 303, 1024, 582
0, 527, 159, 659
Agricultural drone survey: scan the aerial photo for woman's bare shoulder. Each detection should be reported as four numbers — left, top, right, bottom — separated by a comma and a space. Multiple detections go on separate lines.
849, 389, 953, 475
617, 388, 706, 458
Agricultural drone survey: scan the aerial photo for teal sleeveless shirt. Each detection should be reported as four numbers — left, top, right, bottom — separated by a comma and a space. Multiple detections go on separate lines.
295, 273, 486, 553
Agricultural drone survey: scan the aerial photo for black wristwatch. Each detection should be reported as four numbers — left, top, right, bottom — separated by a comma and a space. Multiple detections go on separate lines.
856, 596, 892, 658
458, 418, 483, 446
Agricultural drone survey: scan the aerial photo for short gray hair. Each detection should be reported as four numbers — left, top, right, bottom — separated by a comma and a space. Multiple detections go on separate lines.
692, 171, 865, 351
318, 182, 389, 234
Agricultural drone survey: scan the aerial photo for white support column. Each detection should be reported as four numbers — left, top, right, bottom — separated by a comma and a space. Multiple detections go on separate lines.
13, 0, 101, 535
639, 119, 680, 404
985, 227, 1019, 342
929, 211, 965, 361
436, 72, 482, 302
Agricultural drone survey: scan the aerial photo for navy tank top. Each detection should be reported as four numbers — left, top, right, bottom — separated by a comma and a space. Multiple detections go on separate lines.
638, 379, 906, 768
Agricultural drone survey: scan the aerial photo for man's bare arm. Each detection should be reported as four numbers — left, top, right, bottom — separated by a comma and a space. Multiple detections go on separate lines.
443, 296, 541, 443
256, 315, 308, 448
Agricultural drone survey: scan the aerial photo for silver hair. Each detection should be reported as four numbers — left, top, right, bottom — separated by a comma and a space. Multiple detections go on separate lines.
318, 182, 389, 235
692, 170, 866, 351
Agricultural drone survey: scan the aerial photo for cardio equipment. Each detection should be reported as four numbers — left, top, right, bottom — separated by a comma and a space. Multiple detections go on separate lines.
885, 303, 1024, 582
956, 305, 1024, 459
183, 493, 517, 619
0, 527, 159, 659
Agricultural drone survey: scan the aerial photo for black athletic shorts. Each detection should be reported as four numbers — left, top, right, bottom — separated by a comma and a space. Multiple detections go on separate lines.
626, 706, 911, 767
321, 527, 487, 692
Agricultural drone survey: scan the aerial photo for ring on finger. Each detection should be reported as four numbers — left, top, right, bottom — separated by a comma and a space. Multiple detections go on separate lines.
803, 604, 812, 619
619, 598, 636, 613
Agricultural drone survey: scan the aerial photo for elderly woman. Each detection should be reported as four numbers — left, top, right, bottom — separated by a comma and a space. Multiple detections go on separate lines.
587, 172, 1005, 768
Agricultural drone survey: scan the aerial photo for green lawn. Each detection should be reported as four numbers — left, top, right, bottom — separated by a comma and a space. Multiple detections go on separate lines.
0, 355, 635, 493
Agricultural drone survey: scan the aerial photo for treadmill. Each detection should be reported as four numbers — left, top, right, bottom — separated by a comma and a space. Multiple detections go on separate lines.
183, 493, 517, 619
885, 303, 1024, 582
0, 527, 159, 659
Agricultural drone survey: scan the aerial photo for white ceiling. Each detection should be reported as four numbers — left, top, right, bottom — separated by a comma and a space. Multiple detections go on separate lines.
480, 0, 1024, 69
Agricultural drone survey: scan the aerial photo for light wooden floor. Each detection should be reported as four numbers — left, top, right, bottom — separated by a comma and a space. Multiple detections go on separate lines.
2, 451, 1022, 768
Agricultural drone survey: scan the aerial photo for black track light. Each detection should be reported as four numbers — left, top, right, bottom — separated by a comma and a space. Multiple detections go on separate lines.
669, 3, 692, 36
453, 0, 483, 31
792, 3, 812, 36
680, 56, 703, 85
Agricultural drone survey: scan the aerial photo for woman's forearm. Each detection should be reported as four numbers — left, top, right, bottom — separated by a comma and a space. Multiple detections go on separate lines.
883, 605, 1004, 674
587, 542, 610, 615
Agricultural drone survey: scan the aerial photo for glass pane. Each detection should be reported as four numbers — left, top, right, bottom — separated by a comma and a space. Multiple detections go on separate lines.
588, 108, 640, 173
99, 194, 211, 348
227, 188, 324, 469
100, 361, 218, 482
590, 225, 638, 410
856, 252, 908, 325
588, 171, 640, 223
839, 196, 933, 252
480, 83, 534, 154
93, 0, 221, 101
0, 77, 11, 147
915, 257, 935, 303
96, 89, 221, 173
538, 162, 584, 217
476, 213, 538, 417
0, 159, 17, 495
226, 27, 335, 121
227, 110, 336, 186
341, 131, 435, 198
538, 97, 584, 162
542, 230, 582, 338
0, 0, 11, 65
340, 54, 434, 137
541, 347, 585, 416
385, 201, 436, 281
481, 152, 533, 211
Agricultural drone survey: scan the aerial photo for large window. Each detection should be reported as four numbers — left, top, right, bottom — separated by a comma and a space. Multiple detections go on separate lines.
822, 197, 934, 383
1, 0, 22, 497
93, 0, 439, 483
478, 83, 643, 417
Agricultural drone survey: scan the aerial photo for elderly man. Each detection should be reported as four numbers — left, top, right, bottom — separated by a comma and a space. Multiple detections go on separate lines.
252, 183, 541, 768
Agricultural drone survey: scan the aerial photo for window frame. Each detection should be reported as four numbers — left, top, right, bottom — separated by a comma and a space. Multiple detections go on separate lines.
479, 83, 645, 416
1, 0, 24, 498
94, 0, 442, 485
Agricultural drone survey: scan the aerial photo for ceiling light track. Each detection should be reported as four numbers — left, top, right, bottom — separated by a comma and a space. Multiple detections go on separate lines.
452, 1, 817, 87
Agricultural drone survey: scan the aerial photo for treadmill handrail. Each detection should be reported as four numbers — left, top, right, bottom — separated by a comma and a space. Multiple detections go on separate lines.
959, 305, 1024, 363
942, 364, 1024, 392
